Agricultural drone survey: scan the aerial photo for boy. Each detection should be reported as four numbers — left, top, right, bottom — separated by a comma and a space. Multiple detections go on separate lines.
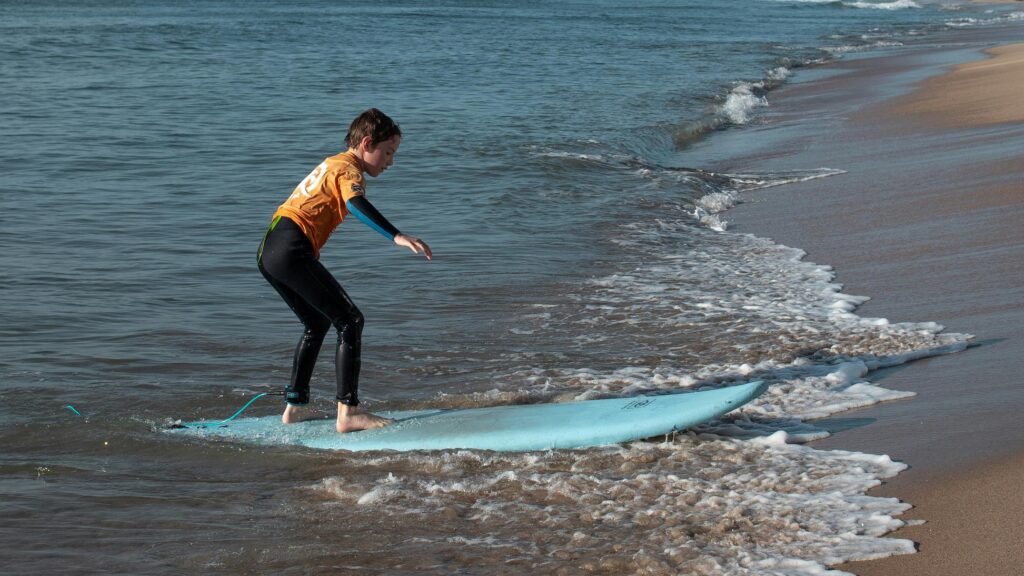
257, 108, 431, 433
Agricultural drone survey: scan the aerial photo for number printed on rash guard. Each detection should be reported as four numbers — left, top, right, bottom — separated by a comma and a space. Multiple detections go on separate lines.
273, 151, 368, 257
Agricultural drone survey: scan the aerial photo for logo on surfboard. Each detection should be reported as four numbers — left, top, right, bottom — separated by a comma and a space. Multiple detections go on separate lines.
621, 398, 654, 410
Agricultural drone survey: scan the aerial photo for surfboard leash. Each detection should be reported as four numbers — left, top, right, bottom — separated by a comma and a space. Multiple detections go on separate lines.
175, 391, 286, 429
66, 391, 286, 429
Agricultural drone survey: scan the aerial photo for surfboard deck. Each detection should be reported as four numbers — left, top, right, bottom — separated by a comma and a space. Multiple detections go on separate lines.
172, 380, 766, 452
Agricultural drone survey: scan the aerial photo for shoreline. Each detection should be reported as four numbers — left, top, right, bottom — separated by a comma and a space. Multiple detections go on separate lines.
710, 30, 1024, 575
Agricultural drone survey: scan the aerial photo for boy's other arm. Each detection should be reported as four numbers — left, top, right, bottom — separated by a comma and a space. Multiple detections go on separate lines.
346, 196, 400, 240
345, 196, 432, 260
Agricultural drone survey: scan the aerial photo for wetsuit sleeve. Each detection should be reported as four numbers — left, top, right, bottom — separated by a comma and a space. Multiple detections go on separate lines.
346, 196, 401, 241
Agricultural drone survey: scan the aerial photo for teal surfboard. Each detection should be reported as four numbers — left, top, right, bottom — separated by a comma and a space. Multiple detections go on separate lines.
173, 380, 766, 452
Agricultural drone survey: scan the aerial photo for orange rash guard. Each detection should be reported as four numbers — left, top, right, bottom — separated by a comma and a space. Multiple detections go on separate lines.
272, 150, 366, 259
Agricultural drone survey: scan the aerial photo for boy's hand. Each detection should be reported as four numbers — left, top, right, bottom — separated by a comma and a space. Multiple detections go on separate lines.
394, 233, 432, 260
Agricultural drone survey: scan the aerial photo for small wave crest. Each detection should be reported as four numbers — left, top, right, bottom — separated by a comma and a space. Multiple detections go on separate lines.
946, 10, 1024, 28
635, 166, 845, 231
846, 0, 919, 9
822, 39, 904, 55
670, 66, 794, 150
766, 0, 919, 8
719, 67, 792, 126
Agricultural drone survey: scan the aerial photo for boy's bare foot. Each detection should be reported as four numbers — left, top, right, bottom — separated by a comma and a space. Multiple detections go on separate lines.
336, 402, 393, 433
282, 404, 327, 424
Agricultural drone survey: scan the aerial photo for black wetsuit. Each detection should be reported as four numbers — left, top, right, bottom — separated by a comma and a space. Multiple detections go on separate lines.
257, 196, 400, 407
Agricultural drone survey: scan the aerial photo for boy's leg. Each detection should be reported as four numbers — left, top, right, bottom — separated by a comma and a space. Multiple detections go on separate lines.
258, 218, 332, 407
259, 267, 330, 406
283, 258, 364, 406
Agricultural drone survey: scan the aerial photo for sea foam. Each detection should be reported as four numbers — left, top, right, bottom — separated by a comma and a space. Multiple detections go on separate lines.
315, 436, 916, 575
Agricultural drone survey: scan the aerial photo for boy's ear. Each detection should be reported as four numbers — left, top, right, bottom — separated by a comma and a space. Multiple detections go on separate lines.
358, 136, 375, 151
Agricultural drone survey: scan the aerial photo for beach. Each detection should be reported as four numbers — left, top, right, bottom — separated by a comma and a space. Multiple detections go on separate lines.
3, 2, 1022, 573
721, 29, 1024, 576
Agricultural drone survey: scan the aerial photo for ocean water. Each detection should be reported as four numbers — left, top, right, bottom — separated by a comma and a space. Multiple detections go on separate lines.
1, 0, 1015, 573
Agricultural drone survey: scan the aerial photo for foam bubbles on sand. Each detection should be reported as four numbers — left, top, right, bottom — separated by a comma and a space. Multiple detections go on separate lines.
315, 436, 914, 575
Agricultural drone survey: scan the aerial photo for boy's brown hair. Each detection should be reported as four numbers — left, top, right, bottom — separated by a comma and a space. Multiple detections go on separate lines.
345, 108, 402, 148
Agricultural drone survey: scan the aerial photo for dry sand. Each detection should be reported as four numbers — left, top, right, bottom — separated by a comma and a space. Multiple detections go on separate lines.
719, 38, 1024, 575
847, 454, 1024, 575
884, 43, 1024, 128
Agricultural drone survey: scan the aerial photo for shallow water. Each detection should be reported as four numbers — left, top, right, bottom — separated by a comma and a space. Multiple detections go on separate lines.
1, 0, 1014, 573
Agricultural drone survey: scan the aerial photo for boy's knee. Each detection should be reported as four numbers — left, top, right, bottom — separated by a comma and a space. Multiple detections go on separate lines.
304, 319, 331, 340
335, 310, 364, 342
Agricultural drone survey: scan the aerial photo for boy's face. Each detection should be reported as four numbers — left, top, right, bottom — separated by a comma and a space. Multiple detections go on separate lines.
360, 135, 400, 177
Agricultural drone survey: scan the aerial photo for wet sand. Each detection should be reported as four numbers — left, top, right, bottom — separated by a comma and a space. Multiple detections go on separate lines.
708, 31, 1024, 576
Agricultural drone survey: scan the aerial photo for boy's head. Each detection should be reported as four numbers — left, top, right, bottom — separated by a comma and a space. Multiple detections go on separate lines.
345, 108, 402, 149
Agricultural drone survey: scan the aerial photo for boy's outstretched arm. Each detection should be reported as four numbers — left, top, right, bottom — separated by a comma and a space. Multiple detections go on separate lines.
346, 196, 432, 260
